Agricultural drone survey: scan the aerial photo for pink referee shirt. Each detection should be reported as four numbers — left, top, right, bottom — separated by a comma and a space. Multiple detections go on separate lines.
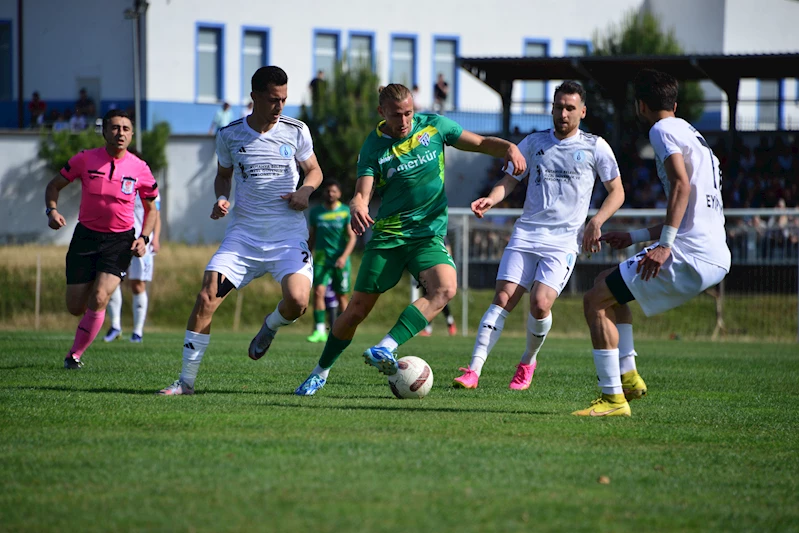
60, 147, 158, 233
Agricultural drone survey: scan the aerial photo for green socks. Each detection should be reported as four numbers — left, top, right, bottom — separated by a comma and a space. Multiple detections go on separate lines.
387, 305, 429, 346
318, 333, 352, 369
313, 309, 325, 325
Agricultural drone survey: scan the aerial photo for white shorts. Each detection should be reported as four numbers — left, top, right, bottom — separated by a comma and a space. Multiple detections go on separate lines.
496, 244, 577, 295
205, 236, 314, 289
619, 243, 728, 317
128, 252, 154, 281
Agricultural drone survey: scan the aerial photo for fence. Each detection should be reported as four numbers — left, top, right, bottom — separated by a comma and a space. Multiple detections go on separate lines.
448, 207, 799, 342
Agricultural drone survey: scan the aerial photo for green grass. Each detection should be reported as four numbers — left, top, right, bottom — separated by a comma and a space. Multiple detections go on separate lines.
1, 330, 797, 532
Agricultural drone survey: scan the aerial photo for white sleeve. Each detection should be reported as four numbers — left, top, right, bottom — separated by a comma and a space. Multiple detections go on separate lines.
295, 124, 314, 162
594, 137, 621, 183
508, 135, 531, 182
215, 131, 233, 169
649, 122, 682, 163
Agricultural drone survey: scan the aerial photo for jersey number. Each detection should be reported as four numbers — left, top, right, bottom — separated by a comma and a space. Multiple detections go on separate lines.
301, 251, 310, 263
696, 136, 721, 190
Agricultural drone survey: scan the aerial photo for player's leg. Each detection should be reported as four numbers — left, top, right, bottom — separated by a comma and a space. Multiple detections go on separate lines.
104, 284, 123, 341
442, 303, 457, 336
65, 272, 124, 368
614, 302, 647, 400
129, 279, 147, 342
307, 283, 328, 343
507, 281, 558, 390
412, 276, 433, 336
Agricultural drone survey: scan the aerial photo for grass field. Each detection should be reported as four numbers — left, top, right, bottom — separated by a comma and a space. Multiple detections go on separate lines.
1, 330, 797, 532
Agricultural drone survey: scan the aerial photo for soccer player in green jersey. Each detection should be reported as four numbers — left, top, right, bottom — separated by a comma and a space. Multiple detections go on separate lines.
294, 83, 526, 395
306, 180, 356, 343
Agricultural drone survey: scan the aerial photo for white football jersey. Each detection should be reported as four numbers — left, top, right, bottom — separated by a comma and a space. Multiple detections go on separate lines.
134, 192, 160, 251
216, 115, 315, 245
649, 117, 731, 270
508, 129, 620, 253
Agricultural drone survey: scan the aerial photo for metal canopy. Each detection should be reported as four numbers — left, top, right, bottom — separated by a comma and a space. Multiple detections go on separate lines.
459, 53, 799, 139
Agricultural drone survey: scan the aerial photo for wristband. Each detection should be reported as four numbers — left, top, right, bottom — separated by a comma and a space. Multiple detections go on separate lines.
629, 228, 650, 243
138, 235, 150, 245
659, 225, 678, 248
217, 195, 228, 203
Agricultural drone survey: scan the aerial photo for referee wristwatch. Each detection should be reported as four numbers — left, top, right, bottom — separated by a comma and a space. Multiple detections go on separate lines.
138, 235, 150, 245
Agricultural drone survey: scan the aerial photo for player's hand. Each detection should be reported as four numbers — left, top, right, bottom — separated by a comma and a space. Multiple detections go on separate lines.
131, 237, 147, 257
281, 186, 313, 211
599, 231, 633, 250
503, 144, 526, 176
47, 210, 66, 230
350, 201, 374, 236
210, 198, 230, 220
471, 197, 495, 218
637, 245, 671, 281
151, 240, 161, 254
582, 218, 602, 254
335, 256, 347, 269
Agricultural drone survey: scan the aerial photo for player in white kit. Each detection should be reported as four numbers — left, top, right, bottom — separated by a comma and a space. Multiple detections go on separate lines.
453, 81, 624, 390
159, 66, 323, 395
104, 192, 161, 343
574, 69, 731, 417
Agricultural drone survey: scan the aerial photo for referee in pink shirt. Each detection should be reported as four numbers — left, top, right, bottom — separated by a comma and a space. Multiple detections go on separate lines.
44, 110, 158, 369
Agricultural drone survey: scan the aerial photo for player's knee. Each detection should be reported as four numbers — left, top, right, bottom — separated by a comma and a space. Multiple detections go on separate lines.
344, 302, 370, 325
66, 301, 86, 316
435, 283, 457, 303
583, 288, 603, 318
285, 295, 308, 316
196, 289, 219, 315
531, 295, 553, 317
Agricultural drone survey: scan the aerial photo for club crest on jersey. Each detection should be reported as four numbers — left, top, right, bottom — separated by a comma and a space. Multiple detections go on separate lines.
279, 144, 294, 158
121, 177, 136, 195
417, 132, 430, 147
573, 150, 586, 163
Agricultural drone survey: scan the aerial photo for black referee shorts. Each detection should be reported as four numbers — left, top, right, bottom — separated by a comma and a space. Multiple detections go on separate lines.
66, 223, 135, 285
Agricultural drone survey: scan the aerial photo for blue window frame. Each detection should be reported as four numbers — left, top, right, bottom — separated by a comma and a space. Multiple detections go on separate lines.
196, 23, 224, 103
313, 29, 340, 79
241, 27, 269, 102
522, 39, 549, 113
390, 34, 417, 87
348, 31, 375, 72
564, 39, 592, 57
432, 35, 459, 111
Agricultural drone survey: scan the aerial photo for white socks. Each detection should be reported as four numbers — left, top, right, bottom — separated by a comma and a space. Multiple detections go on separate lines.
617, 323, 638, 374
469, 304, 508, 375
313, 365, 331, 380
521, 313, 552, 365
108, 286, 122, 330
180, 330, 210, 387
315, 322, 326, 333
376, 335, 399, 353
265, 302, 295, 331
132, 292, 148, 336
594, 348, 622, 395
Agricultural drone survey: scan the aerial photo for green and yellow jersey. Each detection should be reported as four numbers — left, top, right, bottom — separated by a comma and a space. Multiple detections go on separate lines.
308, 202, 351, 266
356, 113, 463, 249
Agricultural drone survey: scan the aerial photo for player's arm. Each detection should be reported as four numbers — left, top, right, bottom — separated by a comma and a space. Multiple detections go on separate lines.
45, 175, 70, 230
211, 163, 234, 219
584, 176, 624, 253
350, 175, 375, 236
152, 209, 162, 253
283, 155, 322, 211
338, 223, 357, 264
453, 131, 526, 176
471, 174, 519, 219
132, 197, 157, 257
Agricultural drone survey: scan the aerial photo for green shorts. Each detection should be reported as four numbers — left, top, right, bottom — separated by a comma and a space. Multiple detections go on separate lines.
313, 258, 351, 294
354, 236, 456, 294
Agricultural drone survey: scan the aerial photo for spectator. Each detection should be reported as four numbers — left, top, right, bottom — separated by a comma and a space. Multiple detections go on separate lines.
412, 85, 426, 113
70, 109, 88, 132
75, 88, 96, 118
433, 73, 449, 113
309, 70, 325, 100
209, 102, 233, 135
28, 91, 47, 127
53, 110, 71, 132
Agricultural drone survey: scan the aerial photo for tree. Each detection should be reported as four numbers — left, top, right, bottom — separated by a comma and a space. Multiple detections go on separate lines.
299, 59, 381, 198
585, 10, 705, 144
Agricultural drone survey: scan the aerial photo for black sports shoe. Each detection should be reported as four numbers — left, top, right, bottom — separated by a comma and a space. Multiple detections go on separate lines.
64, 354, 83, 369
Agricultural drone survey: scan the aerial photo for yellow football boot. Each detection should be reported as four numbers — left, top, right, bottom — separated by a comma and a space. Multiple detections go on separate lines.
621, 370, 647, 401
572, 393, 631, 417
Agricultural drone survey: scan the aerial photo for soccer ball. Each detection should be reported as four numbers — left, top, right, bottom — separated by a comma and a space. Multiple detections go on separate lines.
388, 356, 434, 399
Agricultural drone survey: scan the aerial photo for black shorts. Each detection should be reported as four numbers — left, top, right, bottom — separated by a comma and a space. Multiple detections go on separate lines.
66, 223, 135, 285
605, 266, 635, 306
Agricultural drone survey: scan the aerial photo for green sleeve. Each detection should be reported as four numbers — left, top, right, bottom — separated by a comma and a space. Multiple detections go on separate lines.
433, 115, 464, 146
308, 207, 319, 228
356, 140, 379, 178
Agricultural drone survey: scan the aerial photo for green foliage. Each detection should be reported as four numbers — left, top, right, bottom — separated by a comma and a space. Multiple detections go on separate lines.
299, 58, 381, 198
38, 121, 171, 174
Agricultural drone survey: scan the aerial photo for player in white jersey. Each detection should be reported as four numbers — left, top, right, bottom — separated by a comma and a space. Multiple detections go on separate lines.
104, 193, 161, 342
453, 81, 624, 390
574, 69, 731, 417
159, 66, 323, 395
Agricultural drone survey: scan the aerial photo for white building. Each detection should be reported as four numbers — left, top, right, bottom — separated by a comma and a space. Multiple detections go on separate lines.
1, 0, 797, 133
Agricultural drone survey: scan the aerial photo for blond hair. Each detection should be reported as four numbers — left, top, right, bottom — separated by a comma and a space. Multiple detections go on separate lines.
379, 83, 412, 107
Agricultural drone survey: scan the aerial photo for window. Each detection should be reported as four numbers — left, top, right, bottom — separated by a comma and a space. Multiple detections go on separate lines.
241, 29, 267, 102
314, 32, 339, 79
391, 36, 415, 87
0, 21, 11, 101
197, 25, 223, 102
565, 41, 590, 57
758, 79, 779, 129
433, 38, 457, 111
349, 33, 373, 71
523, 41, 547, 113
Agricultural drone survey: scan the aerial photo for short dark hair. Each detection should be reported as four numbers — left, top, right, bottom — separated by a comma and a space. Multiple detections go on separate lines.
252, 66, 288, 92
102, 109, 133, 130
554, 81, 586, 103
634, 69, 678, 112
324, 179, 342, 191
